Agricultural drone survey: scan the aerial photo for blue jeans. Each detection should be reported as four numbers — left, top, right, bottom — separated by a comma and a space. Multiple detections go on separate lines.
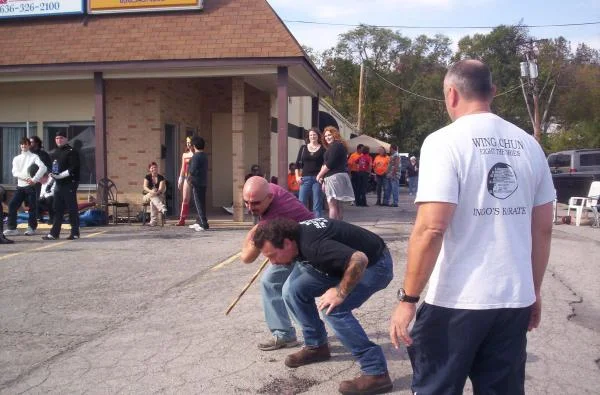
408, 176, 418, 195
283, 249, 393, 375
298, 176, 323, 218
383, 177, 399, 205
261, 262, 297, 341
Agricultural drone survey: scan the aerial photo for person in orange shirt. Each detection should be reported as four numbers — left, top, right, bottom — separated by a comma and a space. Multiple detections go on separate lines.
287, 162, 300, 198
372, 146, 390, 206
347, 144, 363, 203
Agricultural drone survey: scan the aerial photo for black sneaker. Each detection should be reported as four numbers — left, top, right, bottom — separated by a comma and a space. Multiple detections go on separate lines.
41, 234, 57, 240
67, 234, 80, 240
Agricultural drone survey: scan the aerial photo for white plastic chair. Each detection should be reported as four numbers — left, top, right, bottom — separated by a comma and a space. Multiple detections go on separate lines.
567, 181, 600, 226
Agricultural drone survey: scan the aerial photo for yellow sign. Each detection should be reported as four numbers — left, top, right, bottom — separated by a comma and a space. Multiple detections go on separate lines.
89, 0, 202, 13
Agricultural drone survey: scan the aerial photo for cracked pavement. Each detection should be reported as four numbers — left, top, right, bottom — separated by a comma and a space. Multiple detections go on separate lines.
0, 195, 598, 394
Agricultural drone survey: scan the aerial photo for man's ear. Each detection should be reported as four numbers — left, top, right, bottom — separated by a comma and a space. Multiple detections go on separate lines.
448, 86, 459, 108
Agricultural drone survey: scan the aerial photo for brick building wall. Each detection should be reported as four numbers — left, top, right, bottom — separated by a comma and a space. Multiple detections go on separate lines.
104, 77, 270, 215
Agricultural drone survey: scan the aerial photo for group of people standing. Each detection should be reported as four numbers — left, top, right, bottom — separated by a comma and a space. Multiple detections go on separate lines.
294, 126, 355, 220
294, 127, 420, 216
1, 132, 81, 244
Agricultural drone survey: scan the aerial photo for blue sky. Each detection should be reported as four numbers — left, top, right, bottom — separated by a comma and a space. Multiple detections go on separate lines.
267, 0, 600, 53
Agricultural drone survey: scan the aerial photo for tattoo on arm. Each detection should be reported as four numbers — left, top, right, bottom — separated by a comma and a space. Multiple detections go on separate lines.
337, 252, 367, 298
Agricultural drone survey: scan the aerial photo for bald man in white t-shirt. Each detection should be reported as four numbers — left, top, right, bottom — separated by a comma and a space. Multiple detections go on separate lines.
389, 60, 555, 395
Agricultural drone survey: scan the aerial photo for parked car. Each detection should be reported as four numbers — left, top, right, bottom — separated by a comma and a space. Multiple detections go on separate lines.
548, 149, 600, 203
547, 149, 600, 174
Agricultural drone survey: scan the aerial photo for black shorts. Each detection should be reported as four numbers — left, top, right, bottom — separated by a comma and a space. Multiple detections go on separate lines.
408, 303, 531, 395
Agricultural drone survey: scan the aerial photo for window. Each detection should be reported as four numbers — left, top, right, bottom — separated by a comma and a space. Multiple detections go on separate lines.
580, 153, 600, 167
547, 154, 570, 168
0, 123, 36, 185
44, 122, 96, 185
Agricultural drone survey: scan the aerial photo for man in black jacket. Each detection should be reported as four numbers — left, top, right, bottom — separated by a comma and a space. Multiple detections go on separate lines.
187, 136, 209, 231
42, 132, 81, 241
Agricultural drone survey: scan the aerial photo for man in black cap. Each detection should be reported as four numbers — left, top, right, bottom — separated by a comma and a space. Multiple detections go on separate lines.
42, 131, 81, 241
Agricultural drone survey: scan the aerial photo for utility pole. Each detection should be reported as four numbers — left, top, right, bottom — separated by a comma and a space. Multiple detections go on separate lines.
357, 62, 365, 133
520, 41, 542, 142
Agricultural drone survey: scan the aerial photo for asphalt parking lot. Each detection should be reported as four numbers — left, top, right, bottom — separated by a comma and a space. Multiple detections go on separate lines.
1, 194, 599, 394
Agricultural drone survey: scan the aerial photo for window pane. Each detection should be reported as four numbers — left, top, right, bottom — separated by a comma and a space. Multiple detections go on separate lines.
548, 154, 570, 168
1, 127, 26, 184
45, 123, 96, 184
580, 153, 600, 167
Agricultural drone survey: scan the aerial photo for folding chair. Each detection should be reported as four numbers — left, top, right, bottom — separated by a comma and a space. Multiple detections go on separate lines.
97, 178, 131, 224
567, 181, 600, 227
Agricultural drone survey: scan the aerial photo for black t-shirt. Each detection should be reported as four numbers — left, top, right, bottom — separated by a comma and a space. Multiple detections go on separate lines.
324, 141, 348, 175
296, 218, 386, 278
189, 151, 208, 187
296, 145, 325, 176
144, 174, 165, 190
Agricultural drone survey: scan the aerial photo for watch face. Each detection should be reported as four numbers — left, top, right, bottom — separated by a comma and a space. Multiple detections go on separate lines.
397, 288, 405, 300
398, 288, 418, 303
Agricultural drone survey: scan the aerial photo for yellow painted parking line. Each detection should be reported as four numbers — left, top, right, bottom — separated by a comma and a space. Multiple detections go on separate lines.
211, 252, 241, 271
0, 230, 108, 261
84, 230, 108, 238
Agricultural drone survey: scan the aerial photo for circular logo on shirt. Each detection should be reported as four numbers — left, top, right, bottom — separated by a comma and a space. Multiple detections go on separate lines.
487, 163, 518, 199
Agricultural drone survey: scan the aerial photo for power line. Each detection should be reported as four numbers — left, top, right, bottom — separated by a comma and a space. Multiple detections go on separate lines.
283, 20, 600, 29
369, 68, 444, 102
369, 68, 523, 102
493, 83, 524, 98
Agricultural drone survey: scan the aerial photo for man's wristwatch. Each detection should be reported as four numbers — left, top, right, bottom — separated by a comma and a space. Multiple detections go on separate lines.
397, 288, 420, 303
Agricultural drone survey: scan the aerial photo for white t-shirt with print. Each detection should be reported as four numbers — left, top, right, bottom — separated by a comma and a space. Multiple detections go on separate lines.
416, 113, 555, 309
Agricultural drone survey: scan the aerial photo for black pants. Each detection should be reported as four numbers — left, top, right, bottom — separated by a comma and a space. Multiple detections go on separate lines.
356, 171, 370, 206
51, 182, 79, 238
38, 196, 55, 223
408, 303, 531, 395
33, 182, 42, 220
350, 171, 359, 201
191, 185, 208, 229
8, 185, 37, 230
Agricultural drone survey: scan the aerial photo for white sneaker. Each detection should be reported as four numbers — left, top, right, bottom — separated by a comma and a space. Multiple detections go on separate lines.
24, 227, 36, 236
3, 229, 19, 236
190, 223, 203, 231
189, 223, 198, 229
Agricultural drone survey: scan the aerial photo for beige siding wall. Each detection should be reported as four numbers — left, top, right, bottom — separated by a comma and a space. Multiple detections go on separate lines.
0, 80, 94, 137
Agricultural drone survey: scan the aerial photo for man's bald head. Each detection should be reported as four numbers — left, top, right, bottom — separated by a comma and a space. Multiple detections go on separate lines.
243, 176, 273, 216
243, 176, 269, 197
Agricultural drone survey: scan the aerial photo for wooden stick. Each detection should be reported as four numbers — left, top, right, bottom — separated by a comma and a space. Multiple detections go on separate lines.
225, 258, 270, 315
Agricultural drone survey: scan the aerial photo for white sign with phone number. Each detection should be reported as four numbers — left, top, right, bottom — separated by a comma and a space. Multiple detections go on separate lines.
0, 0, 84, 18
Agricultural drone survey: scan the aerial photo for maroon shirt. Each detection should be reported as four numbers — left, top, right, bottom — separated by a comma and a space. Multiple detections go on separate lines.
260, 183, 314, 223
